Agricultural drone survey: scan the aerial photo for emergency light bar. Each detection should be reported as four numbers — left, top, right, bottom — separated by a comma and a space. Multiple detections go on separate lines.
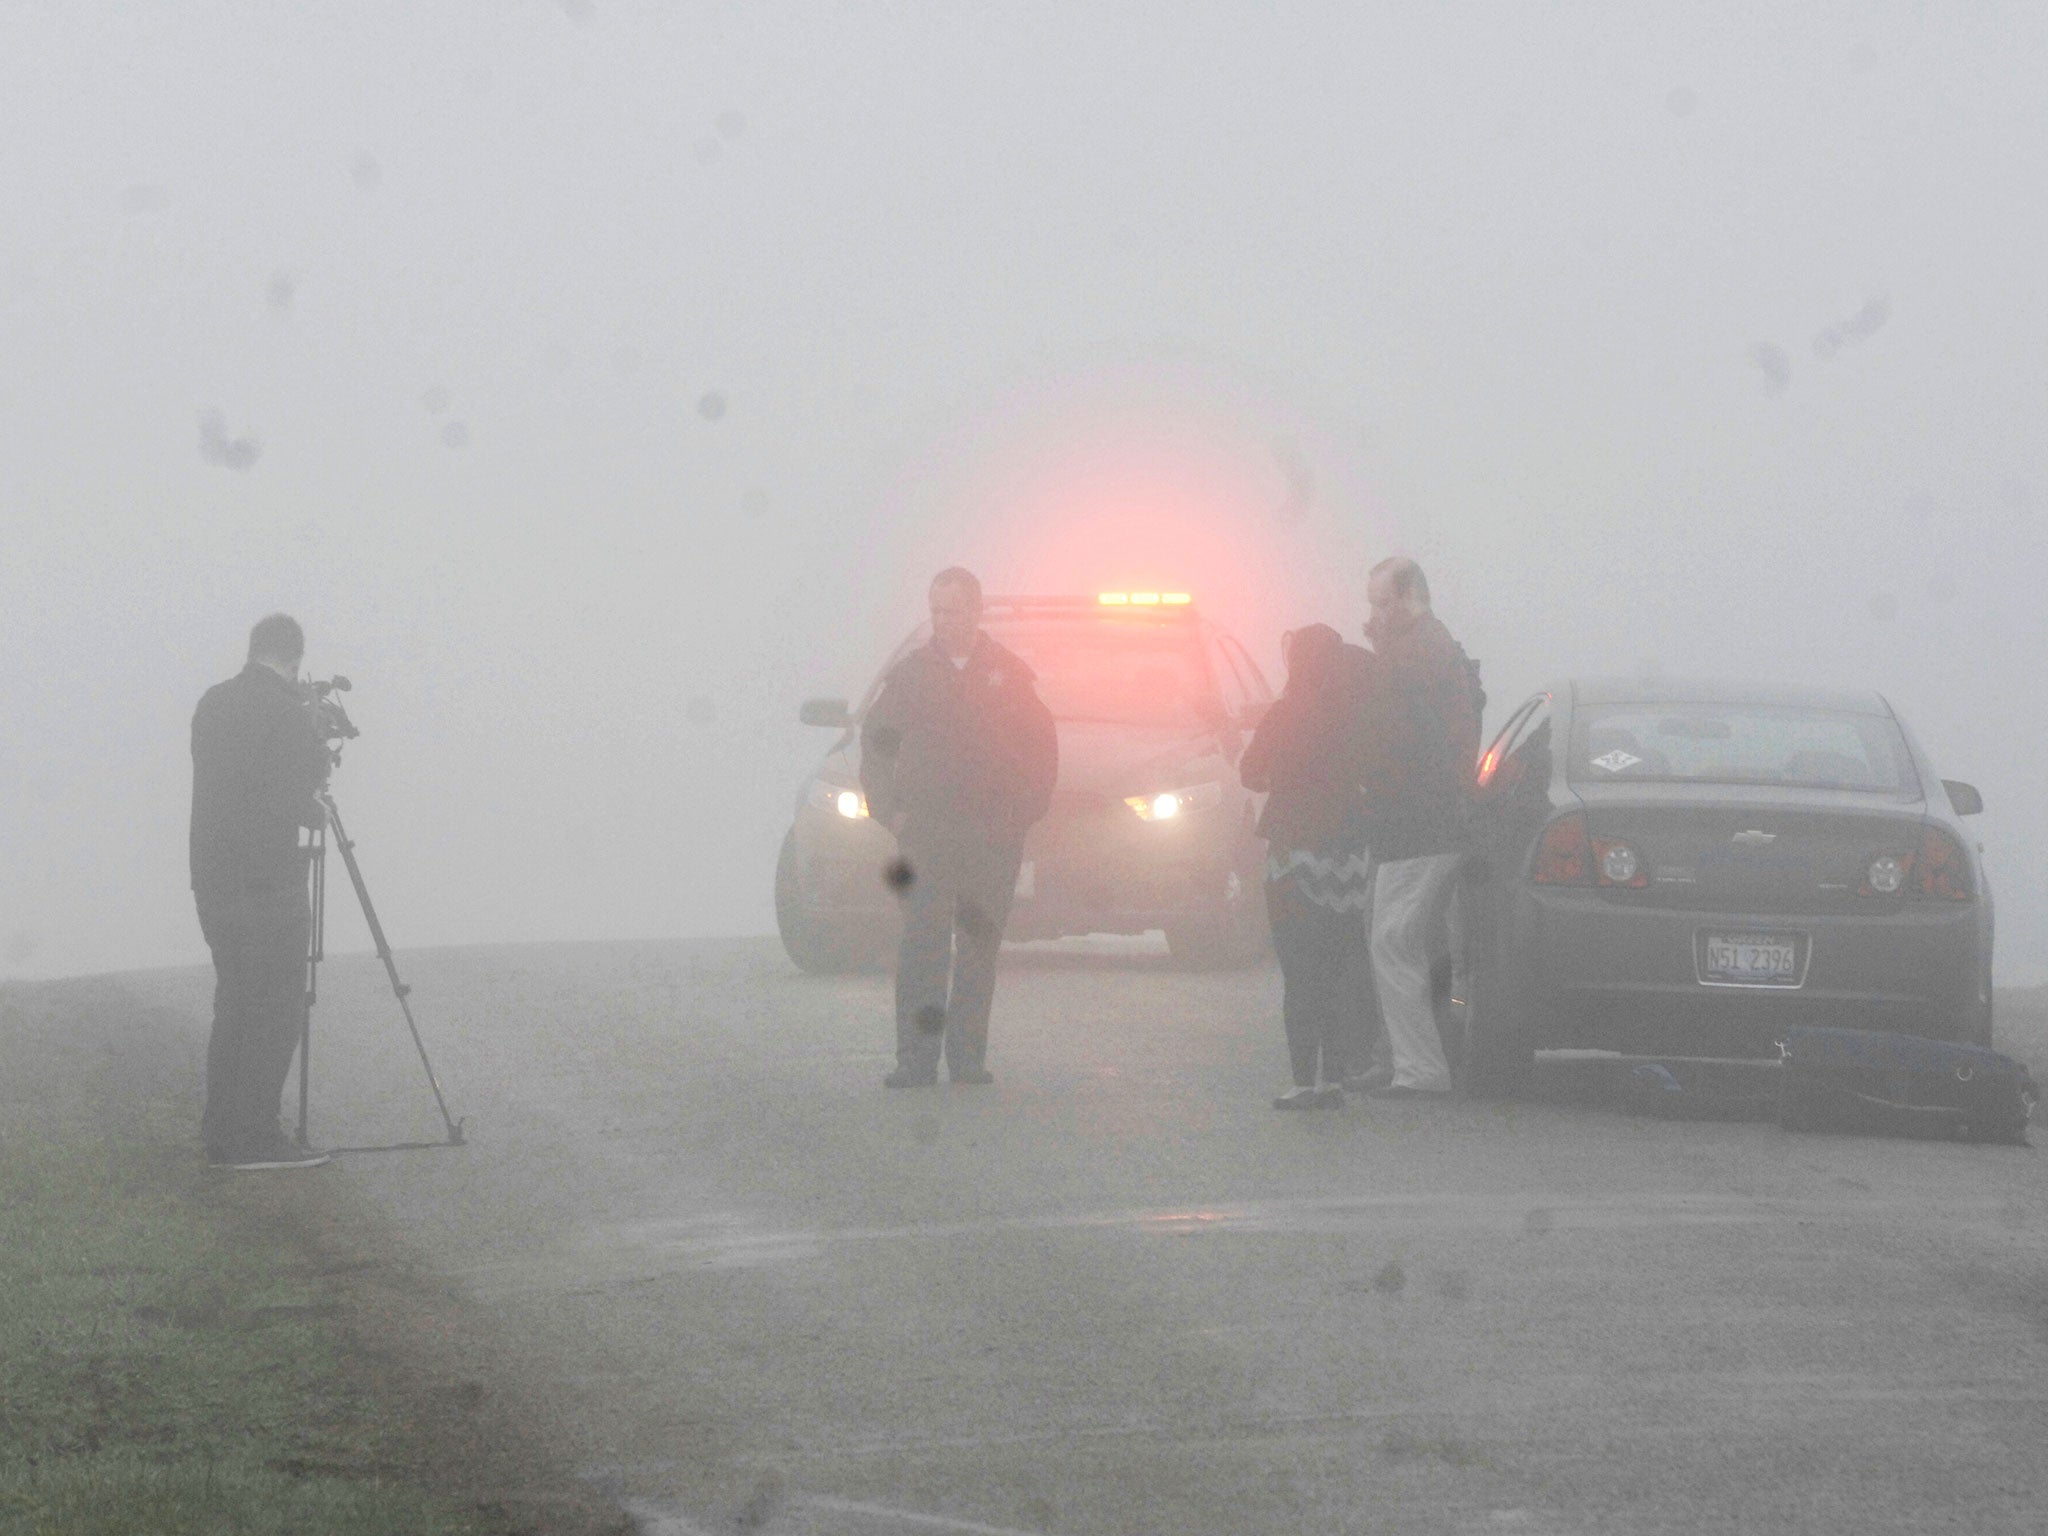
1097, 592, 1192, 606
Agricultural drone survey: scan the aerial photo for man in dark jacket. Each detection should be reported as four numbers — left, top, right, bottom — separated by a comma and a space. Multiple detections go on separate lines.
860, 569, 1058, 1087
190, 613, 333, 1168
1360, 558, 1484, 1097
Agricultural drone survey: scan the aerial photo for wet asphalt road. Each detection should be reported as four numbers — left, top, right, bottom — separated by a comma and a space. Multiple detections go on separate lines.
135, 937, 2048, 1535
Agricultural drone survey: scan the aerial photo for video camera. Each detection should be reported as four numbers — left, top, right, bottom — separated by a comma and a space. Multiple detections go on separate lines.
302, 675, 360, 769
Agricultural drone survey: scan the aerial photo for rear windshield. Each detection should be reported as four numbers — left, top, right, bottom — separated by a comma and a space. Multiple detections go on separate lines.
1570, 704, 1918, 795
988, 618, 1219, 727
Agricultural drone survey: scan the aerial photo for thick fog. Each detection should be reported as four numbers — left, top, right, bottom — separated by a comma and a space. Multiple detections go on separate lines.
3, 3, 2043, 983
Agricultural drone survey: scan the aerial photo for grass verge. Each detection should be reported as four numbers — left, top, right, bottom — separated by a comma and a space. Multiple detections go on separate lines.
0, 980, 625, 1536
0, 1098, 504, 1535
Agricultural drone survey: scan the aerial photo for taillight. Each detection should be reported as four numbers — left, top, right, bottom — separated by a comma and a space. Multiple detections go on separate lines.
1532, 812, 1590, 884
1860, 854, 1909, 896
1594, 838, 1648, 888
1916, 826, 1972, 900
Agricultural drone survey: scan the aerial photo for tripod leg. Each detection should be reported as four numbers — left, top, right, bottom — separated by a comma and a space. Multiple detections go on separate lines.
297, 831, 325, 1147
320, 794, 465, 1145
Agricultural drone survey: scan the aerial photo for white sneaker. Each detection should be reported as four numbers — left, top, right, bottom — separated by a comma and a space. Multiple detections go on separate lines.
221, 1135, 332, 1171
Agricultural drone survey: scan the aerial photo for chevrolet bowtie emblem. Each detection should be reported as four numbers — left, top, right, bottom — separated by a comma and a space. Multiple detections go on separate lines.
1731, 830, 1779, 847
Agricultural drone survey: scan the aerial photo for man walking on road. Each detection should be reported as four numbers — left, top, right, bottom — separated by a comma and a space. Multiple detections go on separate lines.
1360, 559, 1484, 1098
190, 613, 333, 1168
860, 569, 1058, 1088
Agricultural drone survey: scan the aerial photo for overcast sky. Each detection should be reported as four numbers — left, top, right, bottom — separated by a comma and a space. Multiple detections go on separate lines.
3, 1, 2044, 983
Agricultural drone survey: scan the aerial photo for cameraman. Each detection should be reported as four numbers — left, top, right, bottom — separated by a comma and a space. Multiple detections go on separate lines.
189, 613, 332, 1170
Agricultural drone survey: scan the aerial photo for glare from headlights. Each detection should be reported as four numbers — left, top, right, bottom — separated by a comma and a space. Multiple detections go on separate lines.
1125, 782, 1220, 822
808, 780, 870, 819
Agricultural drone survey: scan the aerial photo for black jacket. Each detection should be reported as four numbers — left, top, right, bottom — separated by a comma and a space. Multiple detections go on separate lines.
859, 633, 1058, 847
190, 663, 329, 896
1359, 613, 1484, 862
1240, 633, 1376, 853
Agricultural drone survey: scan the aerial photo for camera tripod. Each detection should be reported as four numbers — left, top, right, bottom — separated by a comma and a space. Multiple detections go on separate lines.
295, 789, 465, 1152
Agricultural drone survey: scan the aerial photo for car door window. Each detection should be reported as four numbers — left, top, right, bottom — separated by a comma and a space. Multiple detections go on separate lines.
1479, 695, 1551, 793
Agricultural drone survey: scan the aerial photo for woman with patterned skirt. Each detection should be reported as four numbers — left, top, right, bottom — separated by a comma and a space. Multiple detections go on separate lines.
1239, 623, 1376, 1108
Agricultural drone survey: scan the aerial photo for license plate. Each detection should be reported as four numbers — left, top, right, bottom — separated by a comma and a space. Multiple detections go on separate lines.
1014, 861, 1035, 899
1701, 932, 1801, 985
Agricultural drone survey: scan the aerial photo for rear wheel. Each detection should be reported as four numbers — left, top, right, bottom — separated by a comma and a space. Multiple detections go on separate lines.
775, 831, 884, 974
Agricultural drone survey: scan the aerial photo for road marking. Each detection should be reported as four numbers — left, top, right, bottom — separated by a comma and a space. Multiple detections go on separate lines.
456, 1191, 2045, 1294
800, 1493, 1056, 1534
619, 1490, 1055, 1536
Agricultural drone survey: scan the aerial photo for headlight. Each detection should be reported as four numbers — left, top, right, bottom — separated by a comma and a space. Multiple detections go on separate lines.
806, 781, 870, 819
1125, 782, 1222, 822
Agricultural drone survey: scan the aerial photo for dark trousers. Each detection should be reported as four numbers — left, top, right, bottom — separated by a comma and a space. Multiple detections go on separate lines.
196, 880, 311, 1156
1266, 877, 1364, 1088
893, 831, 1021, 1080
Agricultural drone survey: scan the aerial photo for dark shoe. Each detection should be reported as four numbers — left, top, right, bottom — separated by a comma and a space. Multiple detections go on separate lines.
219, 1133, 331, 1171
1314, 1085, 1345, 1109
1369, 1083, 1452, 1100
951, 1068, 995, 1086
884, 1067, 938, 1088
1273, 1086, 1321, 1109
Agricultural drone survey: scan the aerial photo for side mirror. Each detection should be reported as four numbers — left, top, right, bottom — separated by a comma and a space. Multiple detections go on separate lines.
1942, 779, 1984, 816
799, 698, 851, 729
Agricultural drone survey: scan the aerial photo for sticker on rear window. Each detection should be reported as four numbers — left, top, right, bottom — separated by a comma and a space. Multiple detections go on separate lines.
1591, 750, 1643, 772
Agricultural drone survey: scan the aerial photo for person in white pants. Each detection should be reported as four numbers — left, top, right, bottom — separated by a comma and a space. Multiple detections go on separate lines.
1359, 557, 1485, 1098
1371, 852, 1464, 1092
